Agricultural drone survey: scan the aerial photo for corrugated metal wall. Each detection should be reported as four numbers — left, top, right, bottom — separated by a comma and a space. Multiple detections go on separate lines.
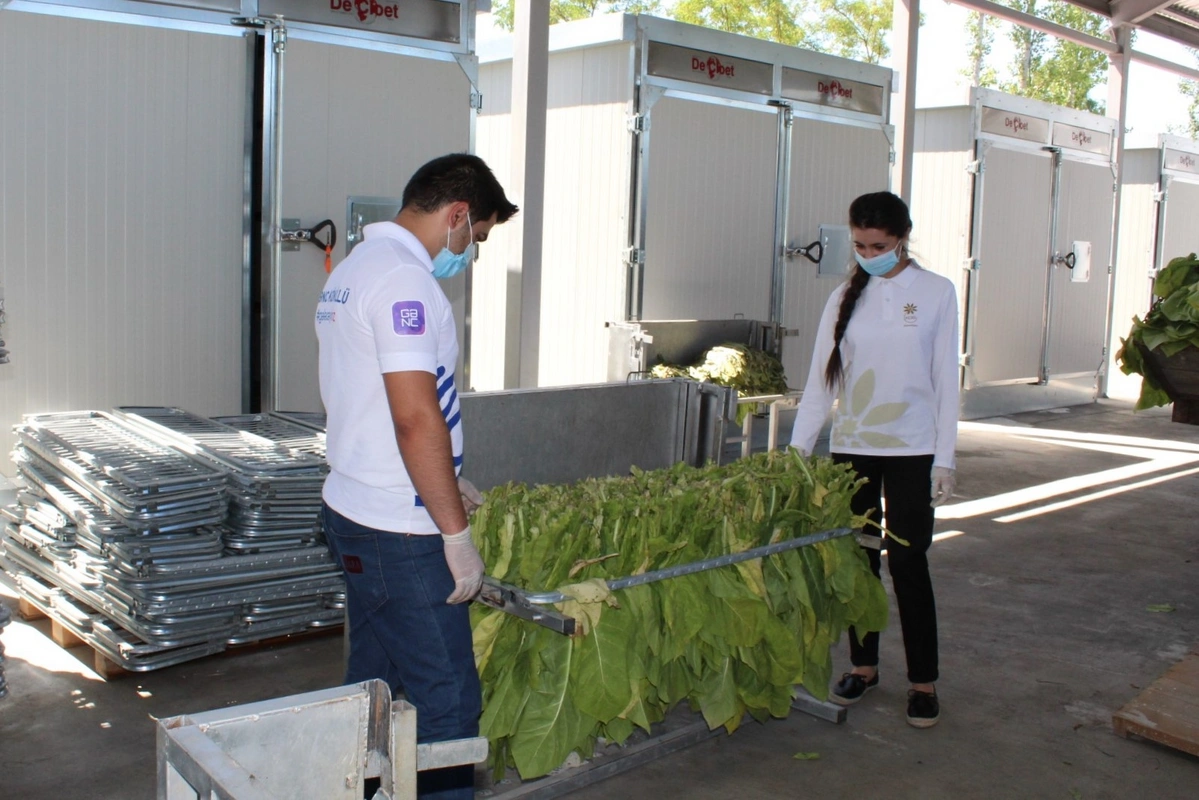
0, 13, 245, 477
641, 98, 777, 321
971, 146, 1053, 384
781, 118, 893, 390
1047, 159, 1116, 377
1108, 150, 1160, 400
275, 41, 471, 411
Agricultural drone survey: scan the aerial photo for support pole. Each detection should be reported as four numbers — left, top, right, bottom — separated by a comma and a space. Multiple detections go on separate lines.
1102, 24, 1133, 398
891, 0, 920, 201
509, 0, 549, 389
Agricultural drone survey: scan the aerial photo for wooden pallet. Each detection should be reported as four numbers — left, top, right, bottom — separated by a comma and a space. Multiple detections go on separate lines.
15, 594, 343, 679
1113, 650, 1199, 758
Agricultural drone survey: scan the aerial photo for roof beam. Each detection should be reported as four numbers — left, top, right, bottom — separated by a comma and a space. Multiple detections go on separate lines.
1130, 45, 1199, 80
946, 0, 1120, 52
1110, 0, 1176, 25
1137, 13, 1199, 48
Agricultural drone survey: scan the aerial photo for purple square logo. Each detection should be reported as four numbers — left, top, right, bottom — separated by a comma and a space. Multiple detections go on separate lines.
392, 301, 426, 336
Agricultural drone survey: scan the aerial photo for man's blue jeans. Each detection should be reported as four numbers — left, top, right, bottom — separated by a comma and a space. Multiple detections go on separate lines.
322, 503, 481, 800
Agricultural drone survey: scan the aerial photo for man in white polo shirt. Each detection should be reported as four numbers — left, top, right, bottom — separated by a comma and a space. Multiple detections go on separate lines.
316, 154, 517, 800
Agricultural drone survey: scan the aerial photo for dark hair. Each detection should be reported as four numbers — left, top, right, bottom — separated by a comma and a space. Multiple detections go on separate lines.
401, 153, 519, 224
823, 192, 913, 391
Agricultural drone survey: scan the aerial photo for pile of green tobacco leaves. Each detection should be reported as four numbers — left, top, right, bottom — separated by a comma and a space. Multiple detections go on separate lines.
1117, 253, 1199, 409
650, 343, 789, 423
469, 450, 887, 780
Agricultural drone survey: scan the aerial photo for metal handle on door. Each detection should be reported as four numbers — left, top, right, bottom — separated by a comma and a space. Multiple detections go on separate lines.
785, 240, 823, 265
1051, 251, 1077, 270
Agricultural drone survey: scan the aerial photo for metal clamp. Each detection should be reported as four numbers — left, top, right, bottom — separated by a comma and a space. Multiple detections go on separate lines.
478, 578, 576, 636
785, 240, 823, 264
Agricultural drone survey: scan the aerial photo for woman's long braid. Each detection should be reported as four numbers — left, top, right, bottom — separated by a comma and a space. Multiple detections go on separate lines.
823, 266, 872, 391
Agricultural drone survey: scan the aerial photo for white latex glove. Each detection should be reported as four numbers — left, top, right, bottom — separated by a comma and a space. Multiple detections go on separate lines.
442, 526, 484, 604
459, 476, 484, 516
930, 466, 956, 508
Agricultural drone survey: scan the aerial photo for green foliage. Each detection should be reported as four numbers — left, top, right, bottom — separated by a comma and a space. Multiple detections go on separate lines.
470, 451, 888, 780
1175, 50, 1199, 140
673, 0, 808, 46
807, 0, 891, 64
1115, 253, 1199, 409
972, 0, 1108, 113
490, 0, 663, 30
650, 343, 789, 424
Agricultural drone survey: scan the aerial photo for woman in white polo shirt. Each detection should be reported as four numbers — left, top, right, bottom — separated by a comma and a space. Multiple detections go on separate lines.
789, 191, 959, 729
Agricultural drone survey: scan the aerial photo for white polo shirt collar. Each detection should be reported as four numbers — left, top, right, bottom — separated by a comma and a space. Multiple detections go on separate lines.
362, 221, 435, 273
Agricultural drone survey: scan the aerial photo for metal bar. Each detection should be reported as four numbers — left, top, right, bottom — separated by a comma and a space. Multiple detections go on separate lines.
769, 102, 793, 325
478, 578, 576, 635
791, 688, 848, 723
1040, 147, 1064, 385
520, 527, 855, 606
262, 18, 286, 412
944, 0, 1119, 54
1130, 47, 1199, 82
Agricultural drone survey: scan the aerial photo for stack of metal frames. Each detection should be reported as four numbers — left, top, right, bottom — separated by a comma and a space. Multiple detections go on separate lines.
0, 600, 10, 698
115, 407, 328, 553
1, 410, 344, 671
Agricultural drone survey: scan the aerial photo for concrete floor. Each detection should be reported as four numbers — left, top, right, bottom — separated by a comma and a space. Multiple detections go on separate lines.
1, 399, 1196, 799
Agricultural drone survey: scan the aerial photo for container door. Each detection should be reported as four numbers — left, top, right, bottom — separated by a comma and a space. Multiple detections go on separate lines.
781, 117, 892, 389
969, 145, 1053, 385
1045, 158, 1115, 378
275, 41, 470, 412
640, 97, 778, 321
1159, 177, 1199, 268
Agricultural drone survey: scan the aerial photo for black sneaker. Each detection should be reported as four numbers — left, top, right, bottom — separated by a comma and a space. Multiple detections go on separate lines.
906, 689, 940, 728
830, 671, 879, 706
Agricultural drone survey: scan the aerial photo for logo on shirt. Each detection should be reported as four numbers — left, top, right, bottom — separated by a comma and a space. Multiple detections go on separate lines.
392, 301, 426, 336
903, 303, 918, 327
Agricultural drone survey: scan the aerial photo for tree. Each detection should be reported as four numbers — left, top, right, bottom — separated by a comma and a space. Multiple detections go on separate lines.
988, 0, 1108, 113
672, 0, 808, 47
810, 0, 892, 64
963, 10, 999, 87
1176, 49, 1199, 139
490, 1, 663, 31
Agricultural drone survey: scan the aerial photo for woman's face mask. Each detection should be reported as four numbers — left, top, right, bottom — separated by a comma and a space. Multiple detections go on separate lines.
853, 242, 901, 276
431, 213, 474, 280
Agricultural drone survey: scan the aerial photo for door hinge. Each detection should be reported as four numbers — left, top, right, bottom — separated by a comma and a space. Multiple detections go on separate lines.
888, 150, 896, 164
271, 24, 287, 54
966, 160, 983, 174
627, 114, 649, 134
470, 91, 483, 111
624, 247, 645, 266
959, 353, 973, 367
964, 258, 980, 272
1152, 189, 1167, 203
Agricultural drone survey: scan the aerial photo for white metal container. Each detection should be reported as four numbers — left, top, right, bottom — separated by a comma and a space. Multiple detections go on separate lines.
474, 14, 894, 390
1108, 135, 1199, 401
911, 88, 1119, 417
0, 9, 247, 478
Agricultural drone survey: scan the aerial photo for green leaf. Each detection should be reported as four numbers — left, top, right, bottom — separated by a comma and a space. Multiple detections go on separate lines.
696, 656, 741, 731
861, 402, 909, 426
1146, 603, 1175, 613
851, 369, 876, 416
792, 751, 821, 760
509, 631, 592, 780
570, 608, 634, 721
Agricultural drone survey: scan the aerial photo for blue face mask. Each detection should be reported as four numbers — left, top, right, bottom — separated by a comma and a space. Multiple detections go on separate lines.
431, 213, 474, 280
854, 243, 901, 277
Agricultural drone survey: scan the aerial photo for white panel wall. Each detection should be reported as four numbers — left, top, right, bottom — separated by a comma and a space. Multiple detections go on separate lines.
537, 44, 633, 387
641, 98, 778, 321
1047, 159, 1116, 377
911, 107, 975, 292
0, 13, 245, 477
472, 60, 516, 391
1109, 150, 1171, 400
276, 42, 471, 410
782, 118, 893, 390
1160, 179, 1199, 268
474, 44, 633, 389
